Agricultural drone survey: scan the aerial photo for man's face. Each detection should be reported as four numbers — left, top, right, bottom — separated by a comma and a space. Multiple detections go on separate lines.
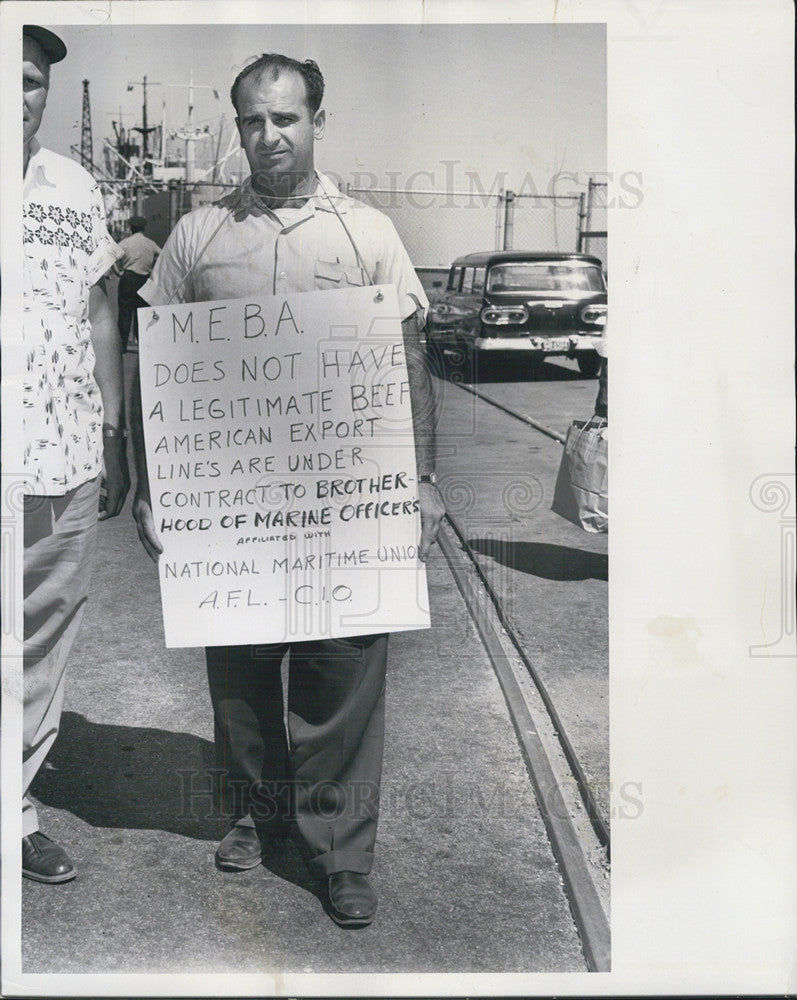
235, 68, 325, 193
23, 36, 50, 147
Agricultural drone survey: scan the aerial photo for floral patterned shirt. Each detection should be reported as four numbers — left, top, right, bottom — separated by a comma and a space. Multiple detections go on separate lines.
23, 140, 121, 495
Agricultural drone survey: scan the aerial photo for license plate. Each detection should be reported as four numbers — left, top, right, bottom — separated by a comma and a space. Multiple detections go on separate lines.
533, 337, 568, 351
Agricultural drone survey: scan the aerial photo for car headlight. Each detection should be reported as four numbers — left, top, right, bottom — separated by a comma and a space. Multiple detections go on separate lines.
481, 305, 529, 325
580, 304, 607, 326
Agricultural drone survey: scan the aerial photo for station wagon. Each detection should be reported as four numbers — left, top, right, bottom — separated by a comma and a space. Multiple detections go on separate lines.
426, 251, 607, 376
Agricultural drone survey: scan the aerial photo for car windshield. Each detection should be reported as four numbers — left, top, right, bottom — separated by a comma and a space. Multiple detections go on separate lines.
487, 262, 604, 293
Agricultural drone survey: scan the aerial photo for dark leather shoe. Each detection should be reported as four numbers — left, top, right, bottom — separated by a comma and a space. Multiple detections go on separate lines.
215, 824, 266, 870
22, 832, 76, 884
327, 871, 377, 927
215, 820, 289, 871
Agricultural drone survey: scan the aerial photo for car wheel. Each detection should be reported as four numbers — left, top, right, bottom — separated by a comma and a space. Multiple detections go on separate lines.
463, 341, 485, 382
445, 341, 474, 383
425, 339, 447, 378
577, 351, 602, 378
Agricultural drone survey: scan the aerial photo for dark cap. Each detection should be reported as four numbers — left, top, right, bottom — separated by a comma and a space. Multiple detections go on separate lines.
23, 25, 67, 64
129, 216, 147, 229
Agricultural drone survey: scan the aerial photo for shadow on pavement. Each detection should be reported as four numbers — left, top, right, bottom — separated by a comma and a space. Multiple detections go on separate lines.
433, 354, 586, 385
257, 836, 327, 905
468, 539, 608, 581
477, 359, 586, 384
29, 712, 335, 904
30, 710, 221, 840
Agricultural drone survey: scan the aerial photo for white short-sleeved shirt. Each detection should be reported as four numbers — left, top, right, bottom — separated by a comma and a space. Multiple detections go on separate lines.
23, 140, 121, 495
140, 173, 428, 319
117, 231, 160, 275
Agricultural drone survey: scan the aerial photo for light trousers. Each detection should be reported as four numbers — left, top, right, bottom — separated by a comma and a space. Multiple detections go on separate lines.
23, 478, 99, 836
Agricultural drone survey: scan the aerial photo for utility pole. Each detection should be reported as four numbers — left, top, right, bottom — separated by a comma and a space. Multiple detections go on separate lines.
128, 75, 161, 176
80, 79, 93, 172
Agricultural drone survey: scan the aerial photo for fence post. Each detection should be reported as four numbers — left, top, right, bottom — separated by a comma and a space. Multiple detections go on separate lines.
503, 190, 515, 250
585, 178, 597, 254
586, 177, 596, 225
495, 190, 504, 250
577, 191, 587, 252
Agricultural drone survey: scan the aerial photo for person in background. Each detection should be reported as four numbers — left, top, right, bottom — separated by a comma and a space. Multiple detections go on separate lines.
595, 323, 607, 418
114, 215, 160, 352
22, 24, 129, 883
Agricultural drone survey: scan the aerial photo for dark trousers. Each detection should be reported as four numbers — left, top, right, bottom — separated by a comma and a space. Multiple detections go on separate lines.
117, 270, 148, 351
206, 634, 388, 876
595, 358, 608, 418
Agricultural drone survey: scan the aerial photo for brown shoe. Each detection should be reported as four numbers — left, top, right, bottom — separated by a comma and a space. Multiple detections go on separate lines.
327, 871, 377, 927
22, 832, 76, 884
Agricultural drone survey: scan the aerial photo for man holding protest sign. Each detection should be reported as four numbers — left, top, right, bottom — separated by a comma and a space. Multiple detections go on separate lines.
130, 53, 444, 927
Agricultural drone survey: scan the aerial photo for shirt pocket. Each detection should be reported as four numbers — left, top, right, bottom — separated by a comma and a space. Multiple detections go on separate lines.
314, 259, 367, 290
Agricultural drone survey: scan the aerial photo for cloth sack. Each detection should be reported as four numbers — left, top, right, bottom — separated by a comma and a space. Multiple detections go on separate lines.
551, 417, 608, 532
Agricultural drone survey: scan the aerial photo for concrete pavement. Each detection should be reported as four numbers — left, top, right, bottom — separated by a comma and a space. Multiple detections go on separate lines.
18, 329, 613, 973
21, 355, 589, 973
434, 364, 609, 827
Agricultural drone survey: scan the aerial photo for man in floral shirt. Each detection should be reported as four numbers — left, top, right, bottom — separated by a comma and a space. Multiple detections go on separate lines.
22, 25, 129, 883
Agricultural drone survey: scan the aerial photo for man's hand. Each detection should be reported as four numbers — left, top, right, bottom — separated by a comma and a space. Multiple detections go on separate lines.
402, 308, 443, 560
132, 491, 163, 563
98, 436, 130, 520
89, 279, 129, 521
418, 481, 446, 561
128, 360, 163, 562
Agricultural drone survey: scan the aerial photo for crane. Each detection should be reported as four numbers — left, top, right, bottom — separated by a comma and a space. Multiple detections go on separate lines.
80, 79, 93, 172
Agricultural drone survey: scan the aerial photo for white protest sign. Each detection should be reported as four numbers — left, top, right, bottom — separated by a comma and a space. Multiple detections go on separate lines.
138, 284, 430, 648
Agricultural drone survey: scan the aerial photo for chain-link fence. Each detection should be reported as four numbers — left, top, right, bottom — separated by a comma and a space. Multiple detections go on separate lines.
104, 177, 608, 273
346, 187, 502, 267
579, 178, 607, 271
347, 185, 589, 267
506, 193, 582, 256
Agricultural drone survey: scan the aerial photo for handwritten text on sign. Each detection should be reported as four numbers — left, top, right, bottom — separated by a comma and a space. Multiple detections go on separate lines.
138, 285, 429, 648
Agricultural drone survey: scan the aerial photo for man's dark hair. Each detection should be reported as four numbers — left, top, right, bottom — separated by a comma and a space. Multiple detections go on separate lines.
230, 54, 324, 115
